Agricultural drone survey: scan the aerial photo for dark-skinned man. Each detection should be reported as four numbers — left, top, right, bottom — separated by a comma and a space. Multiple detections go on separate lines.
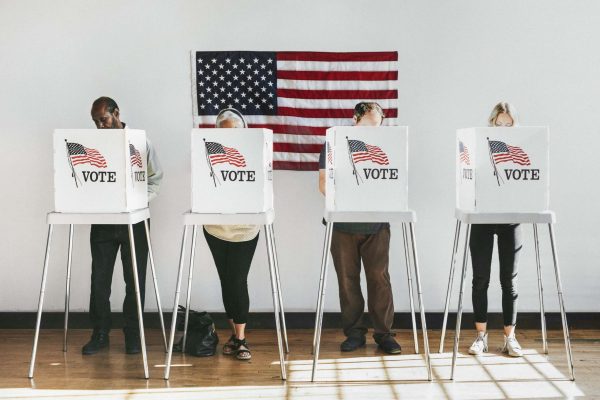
82, 96, 163, 355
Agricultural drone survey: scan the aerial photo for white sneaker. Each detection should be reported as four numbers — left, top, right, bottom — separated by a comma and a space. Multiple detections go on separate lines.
502, 335, 523, 357
468, 332, 488, 355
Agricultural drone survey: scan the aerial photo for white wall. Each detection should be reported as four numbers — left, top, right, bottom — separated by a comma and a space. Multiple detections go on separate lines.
1, 0, 599, 314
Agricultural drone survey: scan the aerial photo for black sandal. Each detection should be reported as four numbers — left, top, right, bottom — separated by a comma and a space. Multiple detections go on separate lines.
234, 338, 252, 361
223, 334, 236, 355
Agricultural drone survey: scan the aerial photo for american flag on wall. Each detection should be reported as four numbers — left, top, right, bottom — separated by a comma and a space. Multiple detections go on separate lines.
129, 143, 143, 168
192, 51, 398, 171
66, 142, 107, 168
489, 140, 531, 166
348, 139, 389, 165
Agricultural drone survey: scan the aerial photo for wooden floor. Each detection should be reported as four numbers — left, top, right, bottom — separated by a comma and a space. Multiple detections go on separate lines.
0, 328, 596, 399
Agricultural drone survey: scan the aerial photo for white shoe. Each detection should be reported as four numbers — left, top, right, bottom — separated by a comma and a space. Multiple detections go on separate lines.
502, 335, 523, 357
468, 332, 488, 355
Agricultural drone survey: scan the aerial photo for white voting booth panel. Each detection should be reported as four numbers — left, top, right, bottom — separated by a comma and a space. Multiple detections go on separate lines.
53, 129, 148, 213
325, 126, 408, 212
456, 127, 549, 213
191, 128, 273, 213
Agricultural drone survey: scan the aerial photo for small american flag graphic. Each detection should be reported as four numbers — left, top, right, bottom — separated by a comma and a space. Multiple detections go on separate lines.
205, 141, 247, 167
129, 143, 143, 168
489, 140, 531, 166
348, 139, 389, 165
459, 141, 470, 165
326, 141, 333, 165
67, 142, 107, 168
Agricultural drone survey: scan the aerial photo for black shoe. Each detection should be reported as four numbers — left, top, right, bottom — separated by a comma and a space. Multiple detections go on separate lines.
340, 336, 366, 352
124, 331, 142, 354
82, 331, 109, 355
374, 333, 402, 354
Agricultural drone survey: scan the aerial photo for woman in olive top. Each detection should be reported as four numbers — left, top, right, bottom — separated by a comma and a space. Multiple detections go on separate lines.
468, 102, 524, 357
203, 108, 260, 360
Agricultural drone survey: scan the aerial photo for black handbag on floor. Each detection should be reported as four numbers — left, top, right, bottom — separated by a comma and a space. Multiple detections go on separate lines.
173, 306, 219, 357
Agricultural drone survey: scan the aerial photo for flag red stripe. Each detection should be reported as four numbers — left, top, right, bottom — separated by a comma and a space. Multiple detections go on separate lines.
277, 89, 397, 100
278, 107, 397, 119
277, 52, 398, 62
277, 70, 397, 81
250, 124, 327, 135
273, 160, 319, 171
199, 123, 328, 136
274, 143, 323, 153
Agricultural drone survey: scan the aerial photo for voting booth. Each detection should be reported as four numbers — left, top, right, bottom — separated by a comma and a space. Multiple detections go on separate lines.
53, 129, 148, 213
440, 126, 575, 381
456, 127, 549, 212
191, 128, 273, 213
312, 125, 432, 383
325, 126, 408, 212
30, 129, 166, 380
165, 127, 287, 381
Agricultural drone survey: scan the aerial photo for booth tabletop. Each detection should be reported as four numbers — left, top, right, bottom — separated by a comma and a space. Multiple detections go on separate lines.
455, 209, 556, 224
324, 210, 416, 223
47, 208, 150, 225
183, 209, 275, 225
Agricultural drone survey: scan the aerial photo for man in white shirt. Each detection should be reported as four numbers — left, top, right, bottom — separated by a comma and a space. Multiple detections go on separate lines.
82, 97, 163, 355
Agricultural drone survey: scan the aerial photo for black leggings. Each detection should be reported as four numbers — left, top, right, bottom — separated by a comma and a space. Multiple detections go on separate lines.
469, 224, 523, 326
203, 229, 259, 324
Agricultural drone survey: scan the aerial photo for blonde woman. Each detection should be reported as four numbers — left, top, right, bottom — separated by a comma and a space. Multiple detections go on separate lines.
468, 102, 523, 357
203, 108, 259, 360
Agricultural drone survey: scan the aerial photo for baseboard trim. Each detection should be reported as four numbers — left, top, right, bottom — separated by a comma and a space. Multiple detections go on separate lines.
0, 312, 597, 330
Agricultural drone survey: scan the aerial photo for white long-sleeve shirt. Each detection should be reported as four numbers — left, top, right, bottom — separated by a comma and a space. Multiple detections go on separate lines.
146, 138, 162, 202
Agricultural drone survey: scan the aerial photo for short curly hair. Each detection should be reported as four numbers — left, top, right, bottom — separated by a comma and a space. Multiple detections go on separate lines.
92, 97, 119, 113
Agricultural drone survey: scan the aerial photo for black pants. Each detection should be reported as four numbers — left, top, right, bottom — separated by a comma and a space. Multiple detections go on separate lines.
203, 229, 259, 324
89, 221, 148, 334
469, 223, 522, 326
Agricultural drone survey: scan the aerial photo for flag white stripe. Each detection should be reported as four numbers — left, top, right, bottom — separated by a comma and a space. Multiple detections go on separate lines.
273, 152, 319, 163
277, 97, 396, 109
274, 134, 326, 145
276, 60, 398, 72
194, 116, 398, 128
277, 79, 396, 91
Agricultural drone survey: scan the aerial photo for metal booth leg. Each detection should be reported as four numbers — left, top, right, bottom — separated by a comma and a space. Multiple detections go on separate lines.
265, 225, 286, 380
128, 224, 149, 379
401, 223, 419, 354
407, 223, 432, 381
28, 224, 54, 379
533, 224, 548, 354
182, 225, 198, 351
311, 222, 334, 382
548, 224, 575, 381
144, 219, 167, 352
440, 220, 462, 353
311, 220, 331, 354
268, 224, 289, 353
164, 226, 189, 380
311, 220, 333, 354
63, 224, 74, 352
451, 224, 471, 381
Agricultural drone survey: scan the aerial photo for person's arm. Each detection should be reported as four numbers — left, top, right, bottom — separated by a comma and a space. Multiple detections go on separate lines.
146, 138, 163, 202
319, 169, 326, 195
317, 144, 326, 196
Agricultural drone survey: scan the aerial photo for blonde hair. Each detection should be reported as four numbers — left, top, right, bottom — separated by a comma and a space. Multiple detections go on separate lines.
488, 102, 519, 127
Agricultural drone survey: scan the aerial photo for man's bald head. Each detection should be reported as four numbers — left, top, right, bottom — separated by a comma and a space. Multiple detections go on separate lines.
91, 96, 123, 129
